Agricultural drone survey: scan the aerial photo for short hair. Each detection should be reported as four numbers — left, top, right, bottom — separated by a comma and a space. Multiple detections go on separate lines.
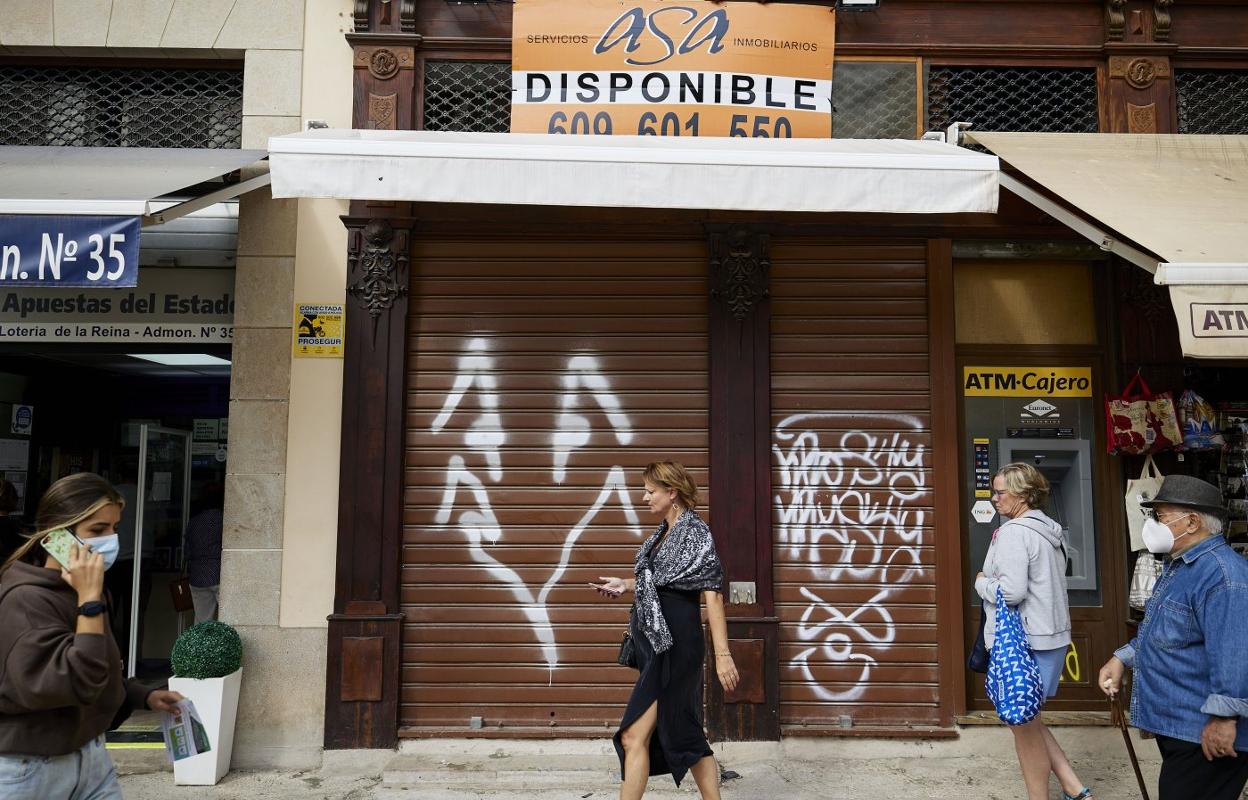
1198, 511, 1225, 536
643, 461, 700, 510
0, 480, 16, 514
996, 462, 1051, 510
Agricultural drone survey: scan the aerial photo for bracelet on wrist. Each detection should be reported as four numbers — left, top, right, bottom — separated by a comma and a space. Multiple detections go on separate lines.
715, 652, 733, 658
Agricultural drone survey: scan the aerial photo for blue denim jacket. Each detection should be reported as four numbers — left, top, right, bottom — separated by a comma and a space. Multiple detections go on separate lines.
1115, 536, 1248, 752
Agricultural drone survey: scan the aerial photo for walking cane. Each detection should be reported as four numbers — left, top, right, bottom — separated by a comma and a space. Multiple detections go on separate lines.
1109, 694, 1151, 800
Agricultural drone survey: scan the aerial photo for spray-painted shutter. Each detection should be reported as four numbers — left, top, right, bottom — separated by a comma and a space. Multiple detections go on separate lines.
401, 238, 709, 732
770, 241, 937, 727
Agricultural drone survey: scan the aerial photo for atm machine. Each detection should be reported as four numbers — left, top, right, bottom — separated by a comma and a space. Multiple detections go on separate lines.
963, 366, 1102, 608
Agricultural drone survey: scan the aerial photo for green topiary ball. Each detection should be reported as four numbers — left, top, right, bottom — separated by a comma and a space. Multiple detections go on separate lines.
171, 620, 243, 679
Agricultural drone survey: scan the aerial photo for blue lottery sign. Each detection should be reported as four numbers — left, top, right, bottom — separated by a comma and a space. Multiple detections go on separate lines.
0, 215, 140, 288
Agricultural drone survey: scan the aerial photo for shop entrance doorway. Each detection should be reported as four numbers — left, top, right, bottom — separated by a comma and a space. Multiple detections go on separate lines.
0, 347, 230, 682
122, 424, 193, 677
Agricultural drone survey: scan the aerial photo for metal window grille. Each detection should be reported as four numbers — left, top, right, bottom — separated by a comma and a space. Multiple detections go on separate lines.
0, 65, 242, 148
833, 61, 918, 139
423, 61, 511, 132
1176, 70, 1248, 134
926, 66, 1099, 134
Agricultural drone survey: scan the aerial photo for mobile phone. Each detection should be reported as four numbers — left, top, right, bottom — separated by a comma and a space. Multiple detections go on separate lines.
40, 528, 85, 570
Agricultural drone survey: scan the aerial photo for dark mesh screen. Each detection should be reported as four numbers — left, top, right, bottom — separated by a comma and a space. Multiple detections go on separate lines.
927, 66, 1099, 134
833, 60, 918, 139
0, 64, 243, 148
1176, 70, 1248, 134
423, 61, 511, 132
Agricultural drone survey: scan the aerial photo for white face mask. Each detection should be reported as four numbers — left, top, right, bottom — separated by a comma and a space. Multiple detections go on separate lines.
1141, 516, 1193, 555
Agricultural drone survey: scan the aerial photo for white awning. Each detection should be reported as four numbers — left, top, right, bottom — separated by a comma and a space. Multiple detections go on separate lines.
969, 132, 1248, 358
0, 146, 270, 225
969, 132, 1248, 271
267, 129, 999, 214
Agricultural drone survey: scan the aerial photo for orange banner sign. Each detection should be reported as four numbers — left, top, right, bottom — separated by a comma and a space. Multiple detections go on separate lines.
511, 0, 835, 138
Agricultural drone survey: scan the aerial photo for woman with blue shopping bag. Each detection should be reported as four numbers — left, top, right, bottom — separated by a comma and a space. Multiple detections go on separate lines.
976, 462, 1093, 800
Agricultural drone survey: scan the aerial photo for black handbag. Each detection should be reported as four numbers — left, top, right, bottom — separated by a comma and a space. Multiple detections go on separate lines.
967, 601, 989, 673
617, 631, 638, 669
617, 605, 638, 669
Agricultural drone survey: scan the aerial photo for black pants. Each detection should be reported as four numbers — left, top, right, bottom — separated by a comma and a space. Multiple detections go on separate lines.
1157, 734, 1248, 800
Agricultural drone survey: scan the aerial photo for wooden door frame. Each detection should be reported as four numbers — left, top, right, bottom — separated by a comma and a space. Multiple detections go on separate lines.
928, 239, 966, 726
704, 224, 781, 742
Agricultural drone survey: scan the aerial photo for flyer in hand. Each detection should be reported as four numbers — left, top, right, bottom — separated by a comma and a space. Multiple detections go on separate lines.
162, 699, 212, 762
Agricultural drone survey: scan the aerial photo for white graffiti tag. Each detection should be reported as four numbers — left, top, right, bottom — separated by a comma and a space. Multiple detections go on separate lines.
431, 337, 505, 481
552, 356, 634, 483
774, 413, 927, 702
435, 454, 557, 668
434, 340, 641, 677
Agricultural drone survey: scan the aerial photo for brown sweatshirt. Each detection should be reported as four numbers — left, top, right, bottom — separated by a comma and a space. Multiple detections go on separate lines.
0, 561, 152, 756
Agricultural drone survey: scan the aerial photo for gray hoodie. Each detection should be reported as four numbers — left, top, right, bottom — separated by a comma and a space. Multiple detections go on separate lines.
975, 509, 1072, 651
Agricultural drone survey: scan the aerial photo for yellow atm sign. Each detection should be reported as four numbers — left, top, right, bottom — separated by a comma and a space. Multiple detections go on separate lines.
963, 366, 1093, 397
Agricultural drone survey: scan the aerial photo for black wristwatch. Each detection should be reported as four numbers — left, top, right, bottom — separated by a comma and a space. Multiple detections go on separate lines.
78, 600, 106, 618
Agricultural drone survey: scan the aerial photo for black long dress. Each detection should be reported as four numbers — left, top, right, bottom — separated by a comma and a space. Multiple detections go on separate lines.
613, 581, 712, 787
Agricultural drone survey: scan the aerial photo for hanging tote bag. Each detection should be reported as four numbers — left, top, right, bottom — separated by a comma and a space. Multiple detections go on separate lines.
1105, 374, 1182, 456
1177, 389, 1227, 451
985, 586, 1045, 726
1128, 551, 1164, 612
1124, 455, 1165, 551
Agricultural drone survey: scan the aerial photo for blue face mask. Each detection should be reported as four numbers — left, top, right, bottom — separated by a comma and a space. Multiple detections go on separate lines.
84, 534, 121, 570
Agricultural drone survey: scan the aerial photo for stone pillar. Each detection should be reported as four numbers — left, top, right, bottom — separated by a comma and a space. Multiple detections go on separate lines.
218, 5, 328, 769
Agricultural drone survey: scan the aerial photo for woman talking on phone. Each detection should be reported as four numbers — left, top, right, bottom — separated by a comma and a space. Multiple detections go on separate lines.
590, 461, 739, 800
0, 472, 183, 800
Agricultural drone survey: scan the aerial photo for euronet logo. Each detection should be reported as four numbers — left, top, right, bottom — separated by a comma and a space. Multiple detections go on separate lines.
1023, 399, 1058, 417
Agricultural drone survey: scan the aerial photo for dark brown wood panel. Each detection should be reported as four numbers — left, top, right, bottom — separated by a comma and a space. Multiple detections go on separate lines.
407, 0, 1104, 50
1171, 3, 1248, 49
400, 237, 709, 731
770, 240, 938, 727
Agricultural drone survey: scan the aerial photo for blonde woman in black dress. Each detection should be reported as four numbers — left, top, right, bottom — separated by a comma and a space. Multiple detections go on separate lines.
591, 461, 739, 800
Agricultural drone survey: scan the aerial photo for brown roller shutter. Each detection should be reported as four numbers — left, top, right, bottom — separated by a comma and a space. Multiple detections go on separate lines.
770, 241, 938, 727
401, 237, 709, 732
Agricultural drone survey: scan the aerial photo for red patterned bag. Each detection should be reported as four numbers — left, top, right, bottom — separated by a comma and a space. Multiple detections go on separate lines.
1105, 374, 1182, 455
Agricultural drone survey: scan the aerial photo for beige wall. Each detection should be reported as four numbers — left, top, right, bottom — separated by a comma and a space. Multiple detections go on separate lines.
954, 260, 1099, 346
280, 0, 355, 629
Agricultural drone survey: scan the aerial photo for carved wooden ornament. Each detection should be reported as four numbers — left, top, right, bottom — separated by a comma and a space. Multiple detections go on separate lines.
1126, 58, 1158, 90
370, 48, 400, 80
1105, 0, 1127, 41
710, 228, 770, 321
1153, 0, 1173, 42
347, 219, 410, 342
1127, 103, 1158, 134
368, 93, 397, 130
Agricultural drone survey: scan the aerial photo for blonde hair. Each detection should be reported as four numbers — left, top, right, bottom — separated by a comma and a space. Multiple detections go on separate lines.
643, 461, 699, 510
1, 473, 124, 573
996, 462, 1050, 510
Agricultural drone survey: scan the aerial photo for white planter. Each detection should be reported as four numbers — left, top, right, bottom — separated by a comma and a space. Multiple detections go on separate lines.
168, 668, 242, 786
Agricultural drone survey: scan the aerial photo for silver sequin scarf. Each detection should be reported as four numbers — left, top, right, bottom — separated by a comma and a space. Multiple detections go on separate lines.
632, 509, 724, 654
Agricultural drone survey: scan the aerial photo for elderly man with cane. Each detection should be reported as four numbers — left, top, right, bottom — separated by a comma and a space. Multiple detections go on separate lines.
1099, 474, 1248, 800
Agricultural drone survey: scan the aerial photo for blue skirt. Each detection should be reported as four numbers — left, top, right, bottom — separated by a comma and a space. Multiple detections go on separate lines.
1033, 647, 1067, 698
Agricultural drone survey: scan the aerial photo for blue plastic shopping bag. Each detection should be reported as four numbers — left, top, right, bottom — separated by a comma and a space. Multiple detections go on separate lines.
985, 586, 1045, 726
